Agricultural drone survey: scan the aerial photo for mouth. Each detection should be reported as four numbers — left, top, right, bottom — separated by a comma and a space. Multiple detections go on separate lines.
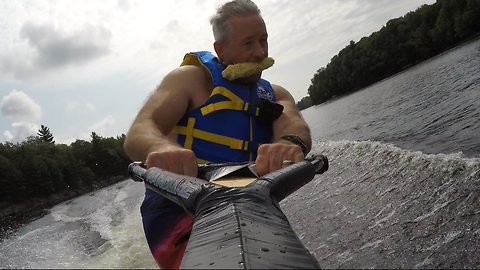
222, 57, 275, 81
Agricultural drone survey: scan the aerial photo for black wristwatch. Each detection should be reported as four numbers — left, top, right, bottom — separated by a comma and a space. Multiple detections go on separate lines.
280, 134, 307, 155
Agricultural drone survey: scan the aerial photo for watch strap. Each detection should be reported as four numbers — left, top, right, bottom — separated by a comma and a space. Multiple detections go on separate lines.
279, 134, 307, 155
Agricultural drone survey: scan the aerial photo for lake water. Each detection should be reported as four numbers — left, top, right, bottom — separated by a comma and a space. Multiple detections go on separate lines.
1, 38, 479, 269
302, 38, 480, 158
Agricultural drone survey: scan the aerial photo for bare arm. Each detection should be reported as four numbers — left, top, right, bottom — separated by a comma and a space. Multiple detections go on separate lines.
271, 84, 312, 151
255, 84, 312, 175
124, 65, 209, 176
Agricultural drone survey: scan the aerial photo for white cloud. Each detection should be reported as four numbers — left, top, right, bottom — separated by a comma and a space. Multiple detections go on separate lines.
88, 115, 116, 136
1, 90, 43, 143
3, 122, 39, 143
0, 51, 41, 82
66, 100, 80, 113
0, 21, 112, 82
55, 134, 79, 145
66, 101, 95, 113
85, 103, 95, 111
1, 90, 42, 121
19, 22, 112, 69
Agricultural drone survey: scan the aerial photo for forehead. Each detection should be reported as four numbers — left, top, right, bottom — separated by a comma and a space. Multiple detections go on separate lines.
229, 15, 267, 38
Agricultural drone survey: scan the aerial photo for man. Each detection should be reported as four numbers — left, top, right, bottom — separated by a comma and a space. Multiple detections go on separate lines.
124, 0, 311, 268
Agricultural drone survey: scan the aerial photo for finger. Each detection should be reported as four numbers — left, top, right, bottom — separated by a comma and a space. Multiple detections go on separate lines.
166, 149, 196, 176
279, 145, 303, 167
181, 150, 198, 177
269, 146, 283, 172
270, 157, 282, 172
293, 146, 305, 163
256, 145, 269, 176
145, 152, 163, 169
281, 159, 294, 168
168, 159, 184, 175
183, 164, 197, 177
145, 149, 198, 177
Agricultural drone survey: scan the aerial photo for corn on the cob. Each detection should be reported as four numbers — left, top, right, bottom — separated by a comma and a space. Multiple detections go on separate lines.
221, 57, 275, 81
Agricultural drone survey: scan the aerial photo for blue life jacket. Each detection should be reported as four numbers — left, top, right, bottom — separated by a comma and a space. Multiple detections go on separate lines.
172, 51, 276, 164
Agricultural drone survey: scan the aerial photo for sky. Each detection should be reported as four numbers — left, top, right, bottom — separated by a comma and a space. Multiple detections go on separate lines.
0, 0, 436, 145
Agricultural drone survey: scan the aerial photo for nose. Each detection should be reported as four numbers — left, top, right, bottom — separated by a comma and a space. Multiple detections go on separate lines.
252, 41, 266, 59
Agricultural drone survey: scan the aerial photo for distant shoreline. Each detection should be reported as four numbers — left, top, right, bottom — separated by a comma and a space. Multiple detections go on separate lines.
0, 175, 127, 239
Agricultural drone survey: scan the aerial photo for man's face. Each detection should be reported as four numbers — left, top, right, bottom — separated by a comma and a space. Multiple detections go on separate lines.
216, 15, 269, 83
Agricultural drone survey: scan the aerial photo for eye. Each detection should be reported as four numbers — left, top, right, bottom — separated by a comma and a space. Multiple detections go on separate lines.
243, 41, 253, 47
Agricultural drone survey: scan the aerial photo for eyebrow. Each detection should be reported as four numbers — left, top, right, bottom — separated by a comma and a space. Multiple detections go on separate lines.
242, 33, 268, 42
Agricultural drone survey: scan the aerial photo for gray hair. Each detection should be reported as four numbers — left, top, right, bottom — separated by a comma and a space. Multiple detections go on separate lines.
209, 0, 261, 43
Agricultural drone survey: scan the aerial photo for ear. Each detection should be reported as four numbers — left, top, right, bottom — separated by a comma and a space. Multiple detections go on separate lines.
214, 41, 225, 63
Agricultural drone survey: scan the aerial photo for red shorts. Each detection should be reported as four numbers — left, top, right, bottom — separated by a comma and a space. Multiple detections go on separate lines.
141, 189, 194, 269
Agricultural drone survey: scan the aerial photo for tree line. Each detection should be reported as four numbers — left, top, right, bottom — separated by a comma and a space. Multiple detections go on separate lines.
0, 125, 131, 204
299, 0, 480, 109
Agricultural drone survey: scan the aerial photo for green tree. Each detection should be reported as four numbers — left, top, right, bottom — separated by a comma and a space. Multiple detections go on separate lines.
37, 125, 55, 144
306, 0, 480, 106
0, 154, 24, 201
55, 144, 83, 189
296, 96, 313, 110
0, 131, 131, 212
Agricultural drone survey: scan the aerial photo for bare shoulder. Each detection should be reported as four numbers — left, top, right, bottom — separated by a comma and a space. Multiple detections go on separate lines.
271, 83, 295, 103
161, 65, 210, 93
135, 64, 211, 130
149, 64, 211, 108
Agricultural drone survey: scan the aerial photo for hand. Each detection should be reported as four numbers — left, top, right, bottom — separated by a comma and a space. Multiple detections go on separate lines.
255, 142, 305, 176
145, 145, 198, 177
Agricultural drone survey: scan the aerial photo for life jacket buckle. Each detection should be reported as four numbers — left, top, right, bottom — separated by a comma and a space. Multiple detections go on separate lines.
253, 98, 284, 125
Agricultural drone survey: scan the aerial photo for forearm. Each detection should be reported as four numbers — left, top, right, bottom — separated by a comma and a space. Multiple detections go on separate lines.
273, 114, 312, 154
124, 120, 197, 175
124, 69, 192, 162
270, 84, 312, 153
124, 120, 173, 162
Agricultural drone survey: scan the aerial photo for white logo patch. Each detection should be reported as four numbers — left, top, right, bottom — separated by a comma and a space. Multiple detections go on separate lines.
257, 84, 274, 101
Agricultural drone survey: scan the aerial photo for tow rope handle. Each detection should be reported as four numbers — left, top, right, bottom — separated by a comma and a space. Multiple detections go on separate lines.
127, 154, 328, 216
